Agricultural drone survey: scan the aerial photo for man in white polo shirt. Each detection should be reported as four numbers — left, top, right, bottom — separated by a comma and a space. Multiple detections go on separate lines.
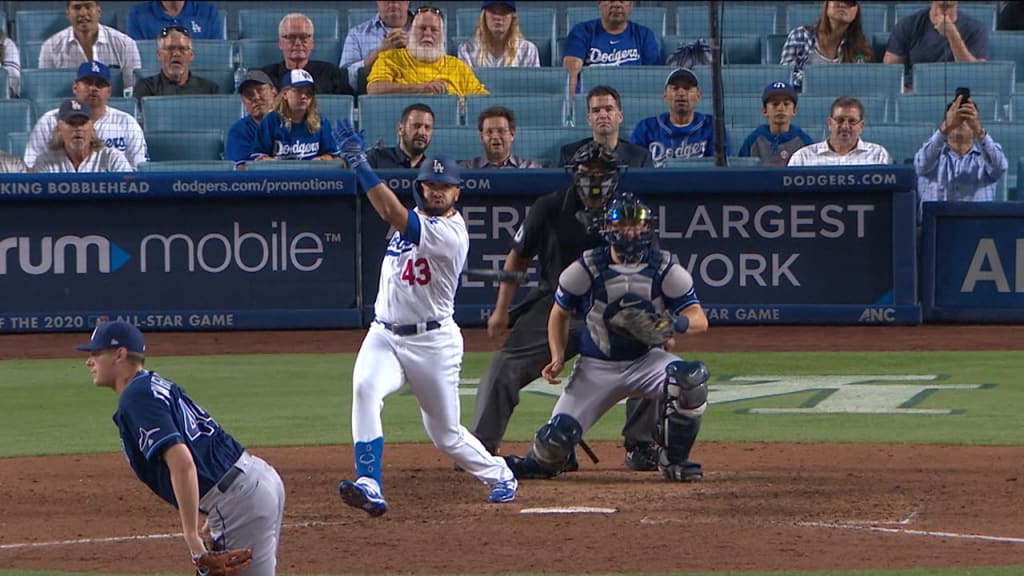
39, 0, 141, 90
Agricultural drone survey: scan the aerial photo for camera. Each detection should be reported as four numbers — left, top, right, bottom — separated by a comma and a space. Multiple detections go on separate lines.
955, 87, 971, 105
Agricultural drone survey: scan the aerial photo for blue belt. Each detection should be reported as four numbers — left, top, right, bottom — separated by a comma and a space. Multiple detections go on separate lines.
377, 319, 442, 336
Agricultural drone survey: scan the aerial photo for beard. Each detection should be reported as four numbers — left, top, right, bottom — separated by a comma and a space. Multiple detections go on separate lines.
408, 36, 445, 63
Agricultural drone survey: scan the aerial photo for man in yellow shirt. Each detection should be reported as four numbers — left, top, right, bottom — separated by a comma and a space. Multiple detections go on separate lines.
367, 6, 487, 96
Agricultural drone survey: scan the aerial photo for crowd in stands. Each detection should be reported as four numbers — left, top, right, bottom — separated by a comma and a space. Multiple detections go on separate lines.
0, 0, 1016, 203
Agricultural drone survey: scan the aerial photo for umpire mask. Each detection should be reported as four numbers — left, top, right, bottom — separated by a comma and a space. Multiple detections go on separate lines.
567, 141, 621, 211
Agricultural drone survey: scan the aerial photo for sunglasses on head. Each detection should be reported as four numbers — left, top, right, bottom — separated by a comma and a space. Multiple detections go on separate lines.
159, 25, 190, 37
417, 6, 443, 17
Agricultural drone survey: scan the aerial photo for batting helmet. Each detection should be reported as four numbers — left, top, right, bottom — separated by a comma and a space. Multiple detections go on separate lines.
414, 155, 462, 213
602, 193, 654, 263
565, 141, 621, 208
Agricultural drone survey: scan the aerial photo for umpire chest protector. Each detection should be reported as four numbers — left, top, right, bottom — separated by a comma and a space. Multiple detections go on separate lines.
579, 247, 674, 360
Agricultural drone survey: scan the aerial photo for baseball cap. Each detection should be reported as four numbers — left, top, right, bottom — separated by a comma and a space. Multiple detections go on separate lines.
481, 1, 516, 11
281, 69, 315, 89
74, 321, 145, 354
665, 67, 699, 88
238, 69, 274, 93
58, 98, 92, 122
762, 81, 798, 105
415, 155, 462, 186
76, 61, 111, 86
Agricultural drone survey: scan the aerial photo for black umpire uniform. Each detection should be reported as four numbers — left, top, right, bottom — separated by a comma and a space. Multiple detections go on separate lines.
469, 147, 660, 466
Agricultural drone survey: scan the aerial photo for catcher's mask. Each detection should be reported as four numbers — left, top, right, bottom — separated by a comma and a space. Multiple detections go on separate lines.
603, 194, 654, 263
414, 154, 462, 216
565, 141, 620, 210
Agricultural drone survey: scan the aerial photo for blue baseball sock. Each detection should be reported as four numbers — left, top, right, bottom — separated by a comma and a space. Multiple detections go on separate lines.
354, 437, 383, 489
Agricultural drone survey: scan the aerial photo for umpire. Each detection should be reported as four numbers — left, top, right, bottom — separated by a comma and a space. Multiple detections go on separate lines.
469, 140, 662, 471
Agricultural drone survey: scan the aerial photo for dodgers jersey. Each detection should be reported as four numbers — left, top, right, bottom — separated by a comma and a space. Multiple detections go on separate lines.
25, 106, 148, 169
251, 111, 341, 160
555, 247, 699, 361
114, 370, 244, 507
375, 209, 468, 325
563, 19, 661, 68
630, 112, 731, 167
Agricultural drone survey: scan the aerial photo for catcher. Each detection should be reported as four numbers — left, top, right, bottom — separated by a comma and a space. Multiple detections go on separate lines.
504, 194, 710, 482
75, 321, 284, 576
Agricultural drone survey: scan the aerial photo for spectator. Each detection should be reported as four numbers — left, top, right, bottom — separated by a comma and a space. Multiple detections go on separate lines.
562, 0, 661, 95
0, 151, 29, 173
630, 68, 728, 167
366, 103, 433, 168
39, 1, 142, 91
997, 1, 1024, 30
458, 1, 540, 68
340, 1, 415, 90
367, 6, 488, 96
33, 99, 133, 173
251, 69, 341, 161
787, 96, 893, 166
459, 106, 542, 168
781, 1, 874, 91
25, 61, 148, 170
884, 1, 988, 92
739, 81, 814, 166
133, 25, 219, 99
915, 93, 1007, 202
125, 0, 224, 40
260, 13, 354, 95
561, 85, 652, 168
1, 30, 21, 98
225, 70, 278, 167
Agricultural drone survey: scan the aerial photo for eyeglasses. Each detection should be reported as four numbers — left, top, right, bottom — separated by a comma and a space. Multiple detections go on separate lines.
830, 117, 862, 126
417, 6, 443, 17
159, 25, 191, 37
159, 45, 192, 54
281, 33, 313, 43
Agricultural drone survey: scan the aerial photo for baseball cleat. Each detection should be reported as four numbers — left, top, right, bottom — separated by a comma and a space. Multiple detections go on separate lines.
624, 443, 660, 472
487, 478, 518, 503
338, 477, 388, 517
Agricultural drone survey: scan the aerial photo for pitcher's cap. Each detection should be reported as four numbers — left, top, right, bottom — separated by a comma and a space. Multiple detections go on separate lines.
74, 321, 145, 354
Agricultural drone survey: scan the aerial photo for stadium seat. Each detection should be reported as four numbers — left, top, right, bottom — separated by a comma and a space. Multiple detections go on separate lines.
464, 94, 567, 128
20, 68, 129, 101
895, 92, 999, 123
243, 158, 345, 169
511, 126, 593, 168
132, 67, 234, 95
873, 32, 891, 59
145, 129, 224, 161
0, 68, 6, 98
237, 39, 343, 71
455, 6, 556, 40
911, 62, 1015, 110
136, 39, 234, 71
14, 9, 117, 43
676, 4, 777, 38
140, 95, 242, 132
8, 131, 28, 158
895, 3, 997, 31
721, 64, 793, 95
473, 67, 568, 95
0, 100, 32, 150
566, 5, 666, 37
237, 8, 340, 40
31, 96, 138, 121
860, 123, 935, 165
660, 35, 763, 66
785, 3, 889, 36
137, 160, 235, 172
316, 94, 355, 126
0, 11, 5, 35
801, 63, 904, 97
579, 65, 677, 97
426, 127, 482, 164
986, 32, 1024, 95
764, 33, 787, 65
984, 123, 1024, 193
357, 94, 460, 148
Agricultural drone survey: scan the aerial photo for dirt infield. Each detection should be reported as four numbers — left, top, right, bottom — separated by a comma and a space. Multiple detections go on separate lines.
1, 325, 1023, 574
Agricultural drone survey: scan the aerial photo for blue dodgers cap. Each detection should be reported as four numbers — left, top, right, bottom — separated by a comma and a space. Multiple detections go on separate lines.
416, 155, 462, 186
763, 81, 798, 105
281, 69, 315, 89
58, 98, 91, 122
74, 321, 145, 354
481, 1, 515, 11
76, 61, 111, 85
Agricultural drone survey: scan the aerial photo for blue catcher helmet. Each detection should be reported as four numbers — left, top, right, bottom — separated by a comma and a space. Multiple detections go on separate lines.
603, 194, 654, 263
414, 155, 462, 215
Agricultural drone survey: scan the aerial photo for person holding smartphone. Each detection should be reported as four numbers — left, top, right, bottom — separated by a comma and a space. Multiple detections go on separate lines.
913, 87, 1008, 203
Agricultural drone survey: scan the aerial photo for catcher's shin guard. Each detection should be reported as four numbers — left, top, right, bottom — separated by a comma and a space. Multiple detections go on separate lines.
659, 361, 709, 482
518, 413, 583, 478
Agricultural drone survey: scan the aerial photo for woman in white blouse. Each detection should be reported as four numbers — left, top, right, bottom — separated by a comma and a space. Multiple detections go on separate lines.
458, 1, 539, 68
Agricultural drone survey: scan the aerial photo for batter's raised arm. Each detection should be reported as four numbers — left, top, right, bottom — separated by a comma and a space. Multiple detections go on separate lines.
334, 119, 410, 233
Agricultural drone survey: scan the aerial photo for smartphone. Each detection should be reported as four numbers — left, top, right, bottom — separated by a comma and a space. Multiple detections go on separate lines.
955, 87, 971, 104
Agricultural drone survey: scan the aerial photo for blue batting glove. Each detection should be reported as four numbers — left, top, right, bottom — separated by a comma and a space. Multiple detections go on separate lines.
334, 118, 380, 191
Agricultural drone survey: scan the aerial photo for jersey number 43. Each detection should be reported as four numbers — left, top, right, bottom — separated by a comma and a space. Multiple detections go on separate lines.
400, 258, 432, 285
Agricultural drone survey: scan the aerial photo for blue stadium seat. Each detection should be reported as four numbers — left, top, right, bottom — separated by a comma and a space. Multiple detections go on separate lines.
32, 96, 138, 121
145, 129, 224, 161
1011, 94, 1024, 122
579, 65, 677, 97
720, 64, 793, 95
317, 94, 355, 126
860, 123, 935, 165
136, 39, 234, 71
676, 4, 777, 38
455, 6, 557, 40
873, 31, 891, 58
14, 9, 117, 43
140, 95, 242, 132
357, 94, 460, 148
8, 131, 28, 158
660, 35, 763, 66
132, 68, 234, 95
987, 32, 1024, 94
765, 33, 787, 65
566, 5, 666, 37
427, 127, 482, 164
474, 67, 568, 95
511, 126, 593, 168
237, 8, 340, 40
911, 62, 1015, 109
20, 68, 74, 100
0, 100, 32, 150
464, 94, 567, 128
237, 39, 343, 70
895, 92, 999, 123
137, 160, 236, 172
785, 3, 889, 36
0, 11, 5, 35
801, 63, 904, 97
895, 3, 997, 31
985, 123, 1024, 193
0, 68, 7, 98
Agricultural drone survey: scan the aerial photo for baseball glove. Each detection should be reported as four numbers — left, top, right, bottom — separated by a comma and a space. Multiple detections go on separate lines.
193, 549, 253, 576
609, 308, 674, 347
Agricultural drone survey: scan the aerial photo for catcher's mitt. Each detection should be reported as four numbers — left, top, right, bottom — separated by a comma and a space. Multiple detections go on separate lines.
609, 307, 674, 347
193, 549, 253, 576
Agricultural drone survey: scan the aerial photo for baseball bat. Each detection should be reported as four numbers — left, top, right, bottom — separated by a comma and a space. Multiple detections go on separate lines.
463, 268, 528, 283
578, 439, 600, 464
